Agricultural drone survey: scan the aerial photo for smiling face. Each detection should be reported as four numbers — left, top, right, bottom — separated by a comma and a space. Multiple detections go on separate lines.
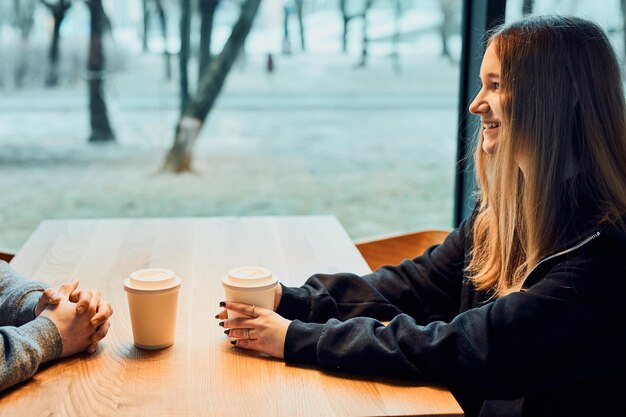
469, 43, 503, 155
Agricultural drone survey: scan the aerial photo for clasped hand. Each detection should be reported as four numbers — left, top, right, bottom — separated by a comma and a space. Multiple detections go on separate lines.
36, 279, 113, 358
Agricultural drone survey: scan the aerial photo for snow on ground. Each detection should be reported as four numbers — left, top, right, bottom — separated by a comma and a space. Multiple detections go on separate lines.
0, 51, 460, 252
0, 1, 464, 252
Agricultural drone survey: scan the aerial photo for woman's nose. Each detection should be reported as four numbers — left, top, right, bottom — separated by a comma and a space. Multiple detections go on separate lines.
469, 96, 489, 115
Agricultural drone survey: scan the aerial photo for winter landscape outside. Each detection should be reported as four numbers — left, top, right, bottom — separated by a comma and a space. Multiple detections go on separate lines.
1, 0, 624, 253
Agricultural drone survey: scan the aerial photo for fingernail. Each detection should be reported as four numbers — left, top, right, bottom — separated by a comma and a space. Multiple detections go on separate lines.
77, 306, 85, 314
223, 329, 230, 335
88, 346, 96, 354
218, 321, 224, 327
214, 314, 220, 319
230, 340, 236, 345
219, 301, 226, 307
51, 295, 61, 302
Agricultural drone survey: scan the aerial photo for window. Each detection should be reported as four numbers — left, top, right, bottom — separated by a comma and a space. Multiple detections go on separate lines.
506, 0, 625, 65
0, 0, 462, 251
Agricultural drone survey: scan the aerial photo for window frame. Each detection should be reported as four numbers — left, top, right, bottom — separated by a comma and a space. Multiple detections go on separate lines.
454, 0, 506, 225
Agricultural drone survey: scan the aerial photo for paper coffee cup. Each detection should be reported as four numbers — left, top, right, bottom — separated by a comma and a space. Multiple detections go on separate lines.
124, 268, 182, 350
222, 267, 278, 318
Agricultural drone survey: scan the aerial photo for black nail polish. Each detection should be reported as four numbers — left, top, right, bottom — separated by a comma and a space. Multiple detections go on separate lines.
230, 340, 236, 345
219, 301, 226, 307
223, 329, 230, 335
214, 314, 219, 319
218, 321, 224, 327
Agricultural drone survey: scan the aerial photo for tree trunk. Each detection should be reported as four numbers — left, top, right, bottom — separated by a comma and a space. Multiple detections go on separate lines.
340, 0, 349, 53
295, 0, 305, 51
87, 0, 115, 142
282, 3, 292, 55
439, 0, 454, 61
357, 0, 374, 68
13, 0, 36, 89
144, 0, 171, 79
391, 0, 402, 74
13, 0, 36, 39
199, 0, 219, 81
163, 0, 261, 173
522, 0, 534, 16
179, 0, 191, 114
44, 0, 72, 87
154, 0, 171, 80
142, 0, 149, 52
47, 15, 62, 86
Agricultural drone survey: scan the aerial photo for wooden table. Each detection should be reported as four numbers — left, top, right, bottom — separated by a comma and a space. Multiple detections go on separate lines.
2, 216, 463, 417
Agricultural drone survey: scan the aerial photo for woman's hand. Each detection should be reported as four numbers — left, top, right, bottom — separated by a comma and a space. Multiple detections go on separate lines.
215, 285, 283, 319
218, 301, 291, 359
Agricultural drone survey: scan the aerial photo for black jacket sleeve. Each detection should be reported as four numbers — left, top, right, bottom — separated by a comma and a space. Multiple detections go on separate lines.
277, 219, 468, 325
283, 236, 626, 401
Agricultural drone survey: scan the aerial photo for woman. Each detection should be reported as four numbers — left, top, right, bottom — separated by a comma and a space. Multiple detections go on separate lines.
216, 16, 626, 416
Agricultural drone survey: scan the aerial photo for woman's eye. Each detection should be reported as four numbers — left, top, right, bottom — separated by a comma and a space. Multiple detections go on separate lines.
492, 82, 500, 90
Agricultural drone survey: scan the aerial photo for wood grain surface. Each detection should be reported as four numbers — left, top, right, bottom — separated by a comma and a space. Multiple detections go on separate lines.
1, 216, 463, 417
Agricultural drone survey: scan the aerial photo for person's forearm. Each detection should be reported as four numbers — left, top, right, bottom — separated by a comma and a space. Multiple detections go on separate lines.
279, 273, 404, 324
277, 221, 468, 326
0, 317, 62, 392
0, 261, 46, 326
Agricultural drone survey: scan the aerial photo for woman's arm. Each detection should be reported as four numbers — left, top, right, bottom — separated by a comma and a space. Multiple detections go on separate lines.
277, 220, 468, 325
283, 244, 626, 400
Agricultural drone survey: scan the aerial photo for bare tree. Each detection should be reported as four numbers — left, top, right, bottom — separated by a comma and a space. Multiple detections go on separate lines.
163, 0, 261, 173
11, 0, 37, 88
439, 0, 455, 62
356, 0, 374, 67
391, 0, 402, 73
282, 1, 292, 54
199, 0, 220, 80
41, 0, 73, 87
340, 0, 350, 53
295, 0, 305, 51
142, 0, 171, 80
179, 0, 191, 114
142, 0, 150, 51
86, 0, 115, 142
339, 0, 374, 63
522, 0, 534, 16
282, 0, 305, 54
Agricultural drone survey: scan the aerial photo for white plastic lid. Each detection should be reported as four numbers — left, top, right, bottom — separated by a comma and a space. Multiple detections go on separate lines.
222, 266, 278, 290
124, 268, 182, 292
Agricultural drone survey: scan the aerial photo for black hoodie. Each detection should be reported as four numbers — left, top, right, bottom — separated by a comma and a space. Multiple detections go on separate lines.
277, 217, 626, 417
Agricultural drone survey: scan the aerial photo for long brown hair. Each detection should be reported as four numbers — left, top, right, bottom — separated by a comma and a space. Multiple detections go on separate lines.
468, 16, 626, 296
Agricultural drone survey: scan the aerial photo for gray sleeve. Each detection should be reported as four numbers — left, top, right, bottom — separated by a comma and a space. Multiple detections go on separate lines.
0, 316, 62, 391
0, 261, 63, 391
0, 261, 48, 327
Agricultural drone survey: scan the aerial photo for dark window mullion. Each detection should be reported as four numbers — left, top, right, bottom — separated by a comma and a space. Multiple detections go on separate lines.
454, 0, 507, 226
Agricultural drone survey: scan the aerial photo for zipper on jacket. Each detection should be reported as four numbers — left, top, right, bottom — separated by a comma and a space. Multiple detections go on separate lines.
519, 231, 601, 291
